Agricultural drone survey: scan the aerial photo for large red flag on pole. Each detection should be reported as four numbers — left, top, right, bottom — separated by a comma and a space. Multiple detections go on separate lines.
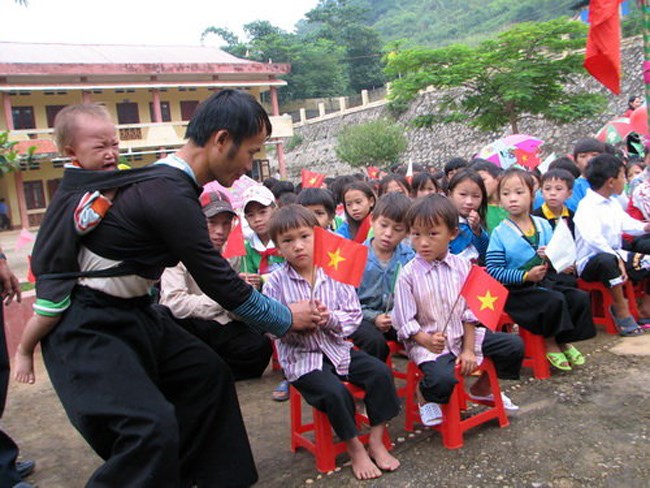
313, 226, 368, 287
460, 266, 509, 331
584, 0, 623, 94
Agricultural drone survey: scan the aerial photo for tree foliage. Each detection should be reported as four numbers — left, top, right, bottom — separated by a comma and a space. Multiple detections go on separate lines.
335, 119, 407, 167
385, 18, 608, 134
0, 132, 27, 177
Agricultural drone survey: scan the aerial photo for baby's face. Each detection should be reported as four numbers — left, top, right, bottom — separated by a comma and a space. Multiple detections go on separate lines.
66, 115, 119, 171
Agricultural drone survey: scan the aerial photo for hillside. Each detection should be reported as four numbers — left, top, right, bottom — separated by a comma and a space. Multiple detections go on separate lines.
347, 0, 581, 47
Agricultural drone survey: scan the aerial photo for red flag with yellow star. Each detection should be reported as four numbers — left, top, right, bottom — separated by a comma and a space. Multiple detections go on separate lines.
221, 222, 247, 259
460, 265, 508, 331
301, 169, 325, 189
513, 148, 541, 170
313, 226, 368, 287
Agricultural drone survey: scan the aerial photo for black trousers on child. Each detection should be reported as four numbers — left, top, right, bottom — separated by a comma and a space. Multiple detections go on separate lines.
419, 330, 523, 404
291, 349, 400, 441
581, 251, 650, 286
42, 286, 257, 488
156, 307, 273, 381
349, 319, 397, 363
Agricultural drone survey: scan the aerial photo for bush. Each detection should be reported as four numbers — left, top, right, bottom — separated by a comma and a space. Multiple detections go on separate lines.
335, 119, 407, 167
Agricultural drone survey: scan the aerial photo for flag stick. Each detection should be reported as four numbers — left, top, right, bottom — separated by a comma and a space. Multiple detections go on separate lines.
310, 265, 317, 304
639, 0, 650, 132
440, 293, 463, 336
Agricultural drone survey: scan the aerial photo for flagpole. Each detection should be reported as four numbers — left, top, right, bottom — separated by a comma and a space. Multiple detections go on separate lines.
440, 294, 463, 336
643, 0, 650, 131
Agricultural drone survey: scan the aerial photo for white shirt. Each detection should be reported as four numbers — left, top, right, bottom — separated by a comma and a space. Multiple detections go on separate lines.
574, 189, 646, 274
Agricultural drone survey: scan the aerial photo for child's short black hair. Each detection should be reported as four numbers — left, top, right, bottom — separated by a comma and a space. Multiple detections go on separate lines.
541, 169, 575, 190
379, 173, 412, 196
268, 204, 318, 242
497, 168, 535, 199
271, 180, 295, 200
277, 192, 297, 207
411, 172, 439, 195
573, 137, 605, 161
296, 188, 336, 217
548, 156, 581, 179
585, 154, 625, 190
470, 159, 503, 179
372, 192, 412, 224
444, 157, 469, 176
405, 194, 458, 232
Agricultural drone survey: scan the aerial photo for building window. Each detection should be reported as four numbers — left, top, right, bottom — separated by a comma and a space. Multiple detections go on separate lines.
24, 180, 46, 210
47, 179, 62, 201
149, 102, 171, 122
46, 105, 66, 128
116, 102, 140, 124
12, 106, 35, 130
180, 101, 199, 121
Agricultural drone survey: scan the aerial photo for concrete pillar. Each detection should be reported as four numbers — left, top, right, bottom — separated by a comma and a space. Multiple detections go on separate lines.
338, 97, 347, 112
151, 89, 163, 122
361, 90, 369, 106
13, 171, 28, 229
276, 143, 287, 179
3, 93, 14, 130
318, 102, 326, 117
269, 86, 280, 116
82, 91, 91, 104
299, 108, 307, 124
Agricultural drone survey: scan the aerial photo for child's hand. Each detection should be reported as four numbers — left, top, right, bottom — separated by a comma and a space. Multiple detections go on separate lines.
374, 313, 392, 332
562, 264, 576, 275
313, 300, 330, 327
526, 264, 547, 282
537, 246, 547, 260
240, 273, 261, 289
467, 210, 482, 235
457, 350, 477, 376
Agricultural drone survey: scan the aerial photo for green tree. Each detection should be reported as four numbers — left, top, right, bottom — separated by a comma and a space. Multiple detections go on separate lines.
335, 119, 407, 167
385, 18, 607, 134
0, 132, 22, 176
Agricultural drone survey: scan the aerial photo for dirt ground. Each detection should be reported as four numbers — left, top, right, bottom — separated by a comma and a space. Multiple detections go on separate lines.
3, 331, 650, 488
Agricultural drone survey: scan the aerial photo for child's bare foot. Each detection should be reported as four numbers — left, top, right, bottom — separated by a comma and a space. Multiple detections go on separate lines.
14, 346, 35, 384
368, 443, 400, 472
346, 438, 382, 480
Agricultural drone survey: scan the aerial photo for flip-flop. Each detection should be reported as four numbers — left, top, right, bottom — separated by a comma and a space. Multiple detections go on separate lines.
546, 352, 572, 371
563, 346, 586, 366
272, 380, 290, 402
610, 306, 644, 337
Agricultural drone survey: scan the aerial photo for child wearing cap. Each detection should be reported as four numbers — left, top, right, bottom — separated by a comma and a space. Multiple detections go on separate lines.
159, 191, 273, 380
241, 185, 285, 288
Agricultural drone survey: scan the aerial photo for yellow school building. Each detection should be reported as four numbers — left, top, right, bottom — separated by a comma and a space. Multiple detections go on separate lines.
0, 41, 292, 229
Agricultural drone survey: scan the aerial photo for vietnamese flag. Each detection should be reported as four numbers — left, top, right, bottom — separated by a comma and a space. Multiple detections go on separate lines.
367, 166, 380, 179
460, 266, 508, 331
313, 226, 368, 287
513, 148, 541, 170
301, 169, 325, 188
26, 255, 36, 284
584, 0, 623, 94
221, 222, 247, 259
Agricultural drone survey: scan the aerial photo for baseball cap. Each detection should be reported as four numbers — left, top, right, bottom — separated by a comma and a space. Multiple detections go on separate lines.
199, 191, 236, 218
242, 185, 276, 211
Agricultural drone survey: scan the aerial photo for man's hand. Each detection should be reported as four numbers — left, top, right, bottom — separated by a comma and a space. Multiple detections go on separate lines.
374, 313, 392, 332
457, 349, 477, 376
240, 273, 262, 289
288, 300, 320, 332
0, 259, 20, 305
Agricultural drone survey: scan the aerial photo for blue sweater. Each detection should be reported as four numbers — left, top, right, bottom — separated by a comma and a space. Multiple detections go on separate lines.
449, 220, 489, 263
357, 239, 415, 322
486, 216, 553, 285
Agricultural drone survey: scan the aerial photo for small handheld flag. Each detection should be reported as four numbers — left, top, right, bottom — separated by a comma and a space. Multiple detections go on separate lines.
460, 266, 509, 331
301, 169, 325, 189
313, 226, 368, 287
221, 222, 247, 259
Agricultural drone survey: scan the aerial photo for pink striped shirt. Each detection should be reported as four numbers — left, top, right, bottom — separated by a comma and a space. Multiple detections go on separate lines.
263, 263, 362, 382
392, 253, 485, 366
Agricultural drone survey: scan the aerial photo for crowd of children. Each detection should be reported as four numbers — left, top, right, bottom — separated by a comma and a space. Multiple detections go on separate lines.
16, 99, 650, 483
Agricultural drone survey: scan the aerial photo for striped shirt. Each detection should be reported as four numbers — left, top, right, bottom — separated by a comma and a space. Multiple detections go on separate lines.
263, 263, 362, 382
392, 253, 485, 366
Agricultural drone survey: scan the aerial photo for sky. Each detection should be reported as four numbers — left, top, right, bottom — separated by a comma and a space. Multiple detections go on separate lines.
1, 0, 320, 46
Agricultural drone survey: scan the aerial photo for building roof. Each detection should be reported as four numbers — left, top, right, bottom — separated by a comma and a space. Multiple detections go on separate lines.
0, 41, 290, 77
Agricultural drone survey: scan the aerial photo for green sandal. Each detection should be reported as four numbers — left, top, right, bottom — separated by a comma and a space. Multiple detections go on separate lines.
546, 352, 572, 371
563, 346, 585, 366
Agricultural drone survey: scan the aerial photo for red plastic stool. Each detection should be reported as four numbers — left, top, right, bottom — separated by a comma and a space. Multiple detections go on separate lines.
386, 341, 408, 398
499, 313, 550, 380
290, 382, 392, 473
577, 279, 640, 335
403, 358, 509, 448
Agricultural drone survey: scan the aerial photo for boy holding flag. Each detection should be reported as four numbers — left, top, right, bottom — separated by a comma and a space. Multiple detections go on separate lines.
263, 204, 400, 480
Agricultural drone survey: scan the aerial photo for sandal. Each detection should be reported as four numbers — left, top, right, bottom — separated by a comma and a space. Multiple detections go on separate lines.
610, 306, 645, 337
272, 380, 290, 402
546, 352, 572, 371
563, 346, 585, 366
